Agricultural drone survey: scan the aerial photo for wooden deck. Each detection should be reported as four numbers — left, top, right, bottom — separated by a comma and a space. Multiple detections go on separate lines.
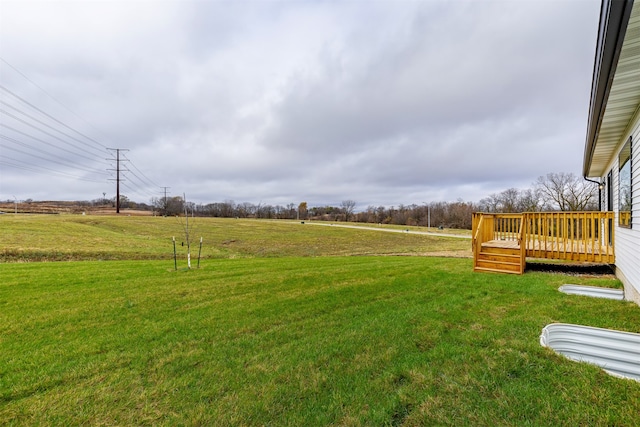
473, 212, 615, 274
483, 238, 615, 263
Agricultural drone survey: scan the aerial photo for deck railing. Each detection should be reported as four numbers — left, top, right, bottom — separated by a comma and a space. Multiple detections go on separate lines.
493, 213, 523, 242
522, 211, 614, 263
472, 211, 615, 265
472, 213, 523, 244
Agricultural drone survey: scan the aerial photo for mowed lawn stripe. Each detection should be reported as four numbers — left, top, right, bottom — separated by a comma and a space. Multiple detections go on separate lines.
1, 257, 639, 425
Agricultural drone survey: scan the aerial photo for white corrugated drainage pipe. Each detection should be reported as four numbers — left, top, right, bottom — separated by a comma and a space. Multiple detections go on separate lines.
558, 285, 624, 300
540, 323, 640, 381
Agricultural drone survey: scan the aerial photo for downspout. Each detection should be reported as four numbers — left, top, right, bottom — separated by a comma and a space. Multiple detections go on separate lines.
584, 177, 604, 211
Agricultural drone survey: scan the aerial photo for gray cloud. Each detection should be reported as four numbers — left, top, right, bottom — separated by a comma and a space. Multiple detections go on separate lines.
0, 0, 600, 209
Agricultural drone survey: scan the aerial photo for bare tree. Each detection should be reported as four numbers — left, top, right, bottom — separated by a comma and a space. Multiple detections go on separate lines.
478, 193, 502, 213
286, 203, 296, 219
153, 196, 185, 216
518, 188, 543, 212
479, 187, 544, 213
499, 188, 521, 213
340, 200, 356, 221
478, 189, 522, 213
534, 172, 598, 211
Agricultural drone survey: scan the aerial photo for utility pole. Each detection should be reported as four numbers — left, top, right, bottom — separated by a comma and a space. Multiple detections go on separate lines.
161, 186, 170, 214
107, 148, 128, 213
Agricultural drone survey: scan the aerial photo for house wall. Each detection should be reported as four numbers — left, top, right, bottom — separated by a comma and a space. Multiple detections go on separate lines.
606, 114, 640, 305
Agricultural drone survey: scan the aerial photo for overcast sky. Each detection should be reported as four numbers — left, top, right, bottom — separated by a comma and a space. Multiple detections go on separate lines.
0, 0, 601, 209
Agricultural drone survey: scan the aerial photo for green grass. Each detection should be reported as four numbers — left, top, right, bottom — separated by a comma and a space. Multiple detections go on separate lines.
1, 256, 639, 425
1, 214, 638, 425
0, 215, 471, 262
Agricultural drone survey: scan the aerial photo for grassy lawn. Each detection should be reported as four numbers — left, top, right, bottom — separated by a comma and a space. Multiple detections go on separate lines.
0, 215, 471, 262
2, 256, 639, 425
1, 215, 639, 425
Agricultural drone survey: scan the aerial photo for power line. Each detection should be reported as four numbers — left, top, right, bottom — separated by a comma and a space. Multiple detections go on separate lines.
1, 58, 165, 203
116, 163, 160, 200
0, 99, 106, 157
1, 123, 107, 165
120, 181, 158, 201
122, 170, 160, 198
0, 133, 109, 176
121, 158, 156, 189
113, 155, 161, 200
0, 156, 106, 183
0, 108, 106, 162
0, 58, 111, 149
122, 152, 161, 188
118, 152, 169, 203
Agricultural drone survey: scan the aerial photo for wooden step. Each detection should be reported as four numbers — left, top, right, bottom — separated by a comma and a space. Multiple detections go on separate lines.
475, 244, 524, 273
480, 245, 521, 257
475, 259, 522, 273
478, 251, 520, 264
474, 266, 522, 274
474, 240, 525, 274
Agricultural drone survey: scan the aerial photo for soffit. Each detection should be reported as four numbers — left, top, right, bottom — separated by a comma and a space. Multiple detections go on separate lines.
589, 3, 640, 177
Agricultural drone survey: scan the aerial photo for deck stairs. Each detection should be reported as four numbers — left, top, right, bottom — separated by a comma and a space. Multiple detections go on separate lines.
474, 243, 524, 274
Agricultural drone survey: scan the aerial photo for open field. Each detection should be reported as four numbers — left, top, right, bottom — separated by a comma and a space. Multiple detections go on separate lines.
1, 214, 639, 425
0, 215, 472, 262
0, 201, 152, 216
309, 221, 472, 236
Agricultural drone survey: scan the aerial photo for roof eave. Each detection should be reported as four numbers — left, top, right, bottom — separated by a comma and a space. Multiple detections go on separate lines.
583, 0, 634, 178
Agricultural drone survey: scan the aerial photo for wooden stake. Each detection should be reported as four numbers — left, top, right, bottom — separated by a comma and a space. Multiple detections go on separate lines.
172, 236, 177, 271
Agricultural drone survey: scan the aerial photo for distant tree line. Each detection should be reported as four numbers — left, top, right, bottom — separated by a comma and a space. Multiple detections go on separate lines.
73, 171, 599, 230
144, 196, 475, 227
89, 195, 153, 211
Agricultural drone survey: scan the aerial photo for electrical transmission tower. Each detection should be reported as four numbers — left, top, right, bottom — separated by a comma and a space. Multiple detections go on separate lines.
161, 186, 171, 214
107, 148, 129, 213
